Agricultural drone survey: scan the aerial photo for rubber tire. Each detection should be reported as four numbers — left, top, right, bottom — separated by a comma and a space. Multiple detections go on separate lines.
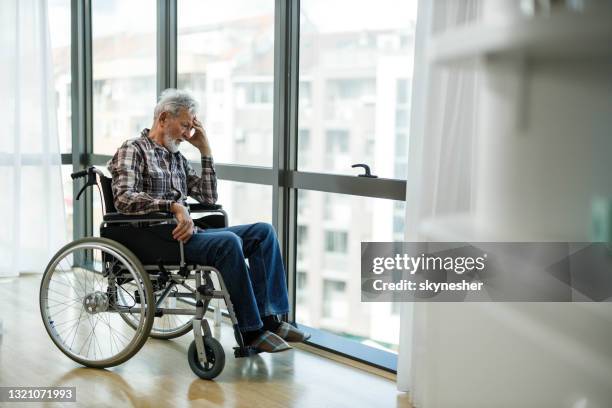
40, 237, 155, 369
188, 337, 226, 380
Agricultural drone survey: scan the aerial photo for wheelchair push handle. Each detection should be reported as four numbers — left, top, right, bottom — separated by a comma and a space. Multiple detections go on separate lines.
71, 169, 88, 179
71, 166, 105, 180
72, 166, 106, 200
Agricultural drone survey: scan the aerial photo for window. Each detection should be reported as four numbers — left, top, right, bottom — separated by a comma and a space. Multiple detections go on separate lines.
323, 193, 350, 221
298, 129, 310, 151
239, 82, 273, 105
297, 190, 406, 353
177, 0, 275, 166
91, 0, 157, 155
213, 79, 224, 93
298, 129, 311, 167
296, 225, 308, 261
326, 78, 375, 101
324, 130, 350, 173
217, 181, 272, 226
66, 0, 414, 371
60, 165, 74, 240
49, 1, 72, 239
325, 130, 349, 154
298, 0, 417, 178
299, 81, 312, 106
297, 271, 308, 306
324, 230, 348, 253
49, 0, 71, 153
397, 79, 410, 104
322, 279, 348, 320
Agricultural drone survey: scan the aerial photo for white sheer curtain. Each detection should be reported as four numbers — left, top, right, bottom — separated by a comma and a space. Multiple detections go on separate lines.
397, 0, 481, 401
0, 0, 67, 277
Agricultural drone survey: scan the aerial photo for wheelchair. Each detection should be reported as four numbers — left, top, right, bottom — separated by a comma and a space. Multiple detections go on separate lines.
39, 166, 259, 379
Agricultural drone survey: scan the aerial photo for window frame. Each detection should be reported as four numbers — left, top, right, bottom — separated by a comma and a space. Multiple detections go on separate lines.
65, 0, 407, 373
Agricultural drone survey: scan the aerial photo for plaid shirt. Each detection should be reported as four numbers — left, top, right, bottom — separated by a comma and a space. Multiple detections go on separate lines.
107, 129, 217, 215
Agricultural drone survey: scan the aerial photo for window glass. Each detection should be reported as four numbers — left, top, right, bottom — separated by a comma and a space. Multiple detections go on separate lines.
49, 0, 71, 153
92, 0, 157, 155
217, 181, 272, 226
298, 129, 311, 167
296, 190, 405, 353
177, 0, 275, 166
322, 279, 348, 319
296, 271, 308, 305
324, 230, 348, 253
61, 165, 74, 240
298, 0, 417, 179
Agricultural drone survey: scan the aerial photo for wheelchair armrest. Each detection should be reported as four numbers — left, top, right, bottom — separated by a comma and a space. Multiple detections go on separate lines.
103, 212, 175, 223
188, 203, 223, 213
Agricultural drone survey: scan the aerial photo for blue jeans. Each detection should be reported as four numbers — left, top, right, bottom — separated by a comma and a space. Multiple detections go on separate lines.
184, 222, 289, 331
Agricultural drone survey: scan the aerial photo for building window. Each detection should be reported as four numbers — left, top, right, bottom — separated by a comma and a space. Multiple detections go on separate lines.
322, 279, 347, 319
324, 230, 348, 254
297, 225, 308, 261
326, 78, 375, 101
325, 130, 349, 154
297, 271, 308, 305
299, 81, 312, 106
213, 79, 224, 93
396, 78, 410, 104
241, 82, 273, 104
298, 129, 311, 167
298, 129, 310, 151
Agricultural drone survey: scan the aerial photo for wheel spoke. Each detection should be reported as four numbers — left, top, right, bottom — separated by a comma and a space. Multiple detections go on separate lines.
40, 240, 153, 367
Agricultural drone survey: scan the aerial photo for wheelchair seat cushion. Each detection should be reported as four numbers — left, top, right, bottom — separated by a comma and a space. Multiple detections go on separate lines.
100, 224, 181, 265
193, 214, 225, 229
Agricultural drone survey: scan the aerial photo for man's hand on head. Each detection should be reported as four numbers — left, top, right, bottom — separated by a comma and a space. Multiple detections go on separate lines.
186, 116, 212, 157
170, 202, 195, 243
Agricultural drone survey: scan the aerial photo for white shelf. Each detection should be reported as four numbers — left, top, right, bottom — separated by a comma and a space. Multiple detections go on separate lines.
428, 10, 612, 65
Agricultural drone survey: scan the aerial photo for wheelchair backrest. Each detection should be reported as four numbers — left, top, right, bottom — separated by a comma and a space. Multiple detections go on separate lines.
71, 167, 116, 215
99, 175, 117, 214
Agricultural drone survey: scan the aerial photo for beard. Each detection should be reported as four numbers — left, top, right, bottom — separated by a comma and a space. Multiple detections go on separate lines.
163, 131, 181, 153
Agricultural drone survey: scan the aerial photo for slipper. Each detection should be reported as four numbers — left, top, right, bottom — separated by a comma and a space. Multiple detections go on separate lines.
275, 322, 311, 343
249, 330, 292, 353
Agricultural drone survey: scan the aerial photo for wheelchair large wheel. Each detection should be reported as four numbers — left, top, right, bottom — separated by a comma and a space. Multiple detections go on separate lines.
40, 237, 155, 369
188, 337, 225, 380
118, 278, 195, 340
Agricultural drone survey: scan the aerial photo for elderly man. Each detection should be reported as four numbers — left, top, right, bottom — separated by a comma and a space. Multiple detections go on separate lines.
108, 88, 309, 353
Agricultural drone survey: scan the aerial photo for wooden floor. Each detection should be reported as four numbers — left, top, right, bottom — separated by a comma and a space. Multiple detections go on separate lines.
0, 275, 412, 408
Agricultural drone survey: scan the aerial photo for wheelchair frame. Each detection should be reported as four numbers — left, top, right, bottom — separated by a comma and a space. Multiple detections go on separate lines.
40, 166, 260, 380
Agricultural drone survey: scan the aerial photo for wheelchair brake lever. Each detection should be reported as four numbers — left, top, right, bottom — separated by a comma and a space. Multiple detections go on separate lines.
157, 260, 170, 287
179, 265, 190, 278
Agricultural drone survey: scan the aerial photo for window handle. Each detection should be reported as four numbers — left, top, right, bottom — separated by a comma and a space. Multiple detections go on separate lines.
352, 163, 378, 178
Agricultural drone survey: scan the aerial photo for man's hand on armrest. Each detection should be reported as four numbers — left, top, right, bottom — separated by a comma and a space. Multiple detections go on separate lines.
170, 202, 195, 243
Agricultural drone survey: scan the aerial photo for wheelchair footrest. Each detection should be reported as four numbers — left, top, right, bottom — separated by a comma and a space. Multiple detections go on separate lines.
233, 346, 262, 358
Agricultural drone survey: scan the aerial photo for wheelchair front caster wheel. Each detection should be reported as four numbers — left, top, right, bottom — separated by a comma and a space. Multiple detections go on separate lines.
188, 337, 225, 380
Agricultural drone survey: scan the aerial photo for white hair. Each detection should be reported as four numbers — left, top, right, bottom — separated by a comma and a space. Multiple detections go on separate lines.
154, 88, 199, 120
